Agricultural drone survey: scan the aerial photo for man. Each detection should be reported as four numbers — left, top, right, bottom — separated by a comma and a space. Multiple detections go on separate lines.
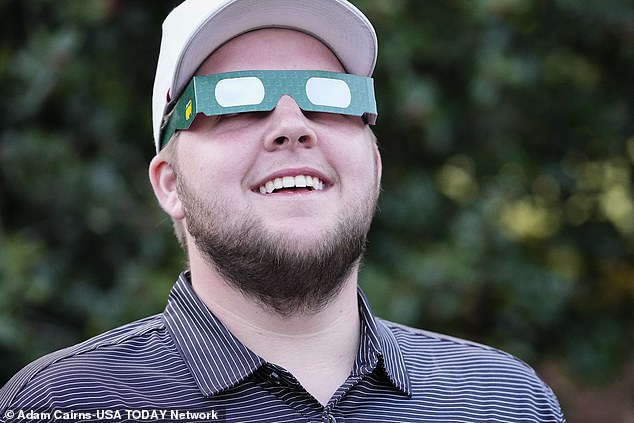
1, 0, 565, 422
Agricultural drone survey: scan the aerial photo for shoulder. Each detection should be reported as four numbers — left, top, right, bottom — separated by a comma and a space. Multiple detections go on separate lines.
377, 318, 565, 421
0, 314, 170, 413
381, 317, 540, 373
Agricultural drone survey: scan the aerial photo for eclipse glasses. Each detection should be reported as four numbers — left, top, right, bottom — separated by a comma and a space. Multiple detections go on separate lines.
159, 70, 378, 150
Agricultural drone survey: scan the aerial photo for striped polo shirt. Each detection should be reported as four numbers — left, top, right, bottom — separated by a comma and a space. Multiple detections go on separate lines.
1, 272, 565, 422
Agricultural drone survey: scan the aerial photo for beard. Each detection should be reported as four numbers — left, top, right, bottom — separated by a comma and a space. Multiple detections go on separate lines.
177, 173, 379, 316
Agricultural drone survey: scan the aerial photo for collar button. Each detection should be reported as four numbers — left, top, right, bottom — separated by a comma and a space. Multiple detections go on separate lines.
269, 371, 282, 385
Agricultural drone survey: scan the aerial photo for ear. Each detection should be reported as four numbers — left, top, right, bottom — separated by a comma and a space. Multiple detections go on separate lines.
372, 142, 383, 189
149, 154, 185, 220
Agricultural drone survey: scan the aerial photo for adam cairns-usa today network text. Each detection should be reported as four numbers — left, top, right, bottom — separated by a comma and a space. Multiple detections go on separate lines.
2, 407, 225, 422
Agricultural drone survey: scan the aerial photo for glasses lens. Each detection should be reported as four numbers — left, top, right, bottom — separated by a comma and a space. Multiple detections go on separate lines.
215, 77, 266, 108
305, 77, 352, 109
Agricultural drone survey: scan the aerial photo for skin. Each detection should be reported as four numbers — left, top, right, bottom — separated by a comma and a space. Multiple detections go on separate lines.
149, 28, 382, 405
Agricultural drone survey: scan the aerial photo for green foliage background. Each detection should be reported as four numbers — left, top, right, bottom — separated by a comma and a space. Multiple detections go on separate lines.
1, 0, 633, 420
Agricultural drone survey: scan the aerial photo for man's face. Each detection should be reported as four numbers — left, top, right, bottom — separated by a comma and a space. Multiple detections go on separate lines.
163, 28, 382, 314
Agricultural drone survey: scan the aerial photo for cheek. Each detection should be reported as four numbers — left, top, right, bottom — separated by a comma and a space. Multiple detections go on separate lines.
179, 134, 258, 190
333, 139, 379, 188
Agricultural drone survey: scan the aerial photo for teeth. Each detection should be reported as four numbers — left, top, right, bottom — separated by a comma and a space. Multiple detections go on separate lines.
295, 175, 307, 187
257, 175, 325, 194
282, 176, 294, 188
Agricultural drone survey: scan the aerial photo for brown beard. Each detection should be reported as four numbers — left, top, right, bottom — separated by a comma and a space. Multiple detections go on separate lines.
177, 171, 378, 316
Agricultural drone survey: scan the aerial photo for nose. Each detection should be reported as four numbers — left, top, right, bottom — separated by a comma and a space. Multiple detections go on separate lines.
263, 95, 317, 151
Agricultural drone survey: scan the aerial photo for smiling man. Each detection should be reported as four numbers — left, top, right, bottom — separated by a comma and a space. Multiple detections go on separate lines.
0, 1, 565, 422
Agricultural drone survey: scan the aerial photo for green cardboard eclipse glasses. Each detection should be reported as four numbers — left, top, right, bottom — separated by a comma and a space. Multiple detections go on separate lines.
159, 70, 378, 150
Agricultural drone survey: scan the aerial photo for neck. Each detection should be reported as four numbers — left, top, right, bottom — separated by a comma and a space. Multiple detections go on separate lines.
188, 249, 362, 406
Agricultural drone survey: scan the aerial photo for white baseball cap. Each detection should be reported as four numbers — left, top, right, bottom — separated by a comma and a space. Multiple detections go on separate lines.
152, 0, 378, 152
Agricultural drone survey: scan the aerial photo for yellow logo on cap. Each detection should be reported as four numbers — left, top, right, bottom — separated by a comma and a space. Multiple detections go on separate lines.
185, 99, 193, 121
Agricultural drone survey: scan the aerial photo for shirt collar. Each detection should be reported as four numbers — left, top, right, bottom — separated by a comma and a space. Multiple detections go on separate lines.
357, 289, 412, 396
163, 272, 411, 397
163, 272, 266, 397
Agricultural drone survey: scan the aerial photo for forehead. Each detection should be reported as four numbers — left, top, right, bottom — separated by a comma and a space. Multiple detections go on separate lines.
196, 28, 346, 76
